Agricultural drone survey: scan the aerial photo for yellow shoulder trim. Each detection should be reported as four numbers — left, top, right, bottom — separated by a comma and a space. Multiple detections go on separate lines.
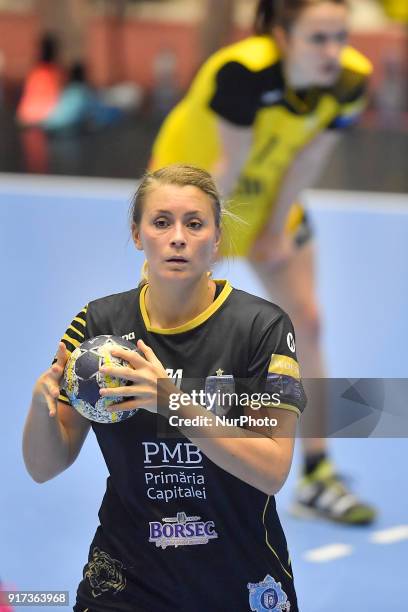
140, 280, 233, 335
208, 35, 280, 73
341, 46, 373, 76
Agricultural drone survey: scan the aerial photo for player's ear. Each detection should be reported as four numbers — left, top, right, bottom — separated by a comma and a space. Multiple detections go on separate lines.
132, 223, 143, 251
273, 26, 290, 53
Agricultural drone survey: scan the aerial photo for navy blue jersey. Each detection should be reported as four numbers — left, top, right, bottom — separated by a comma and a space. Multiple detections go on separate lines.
60, 281, 304, 611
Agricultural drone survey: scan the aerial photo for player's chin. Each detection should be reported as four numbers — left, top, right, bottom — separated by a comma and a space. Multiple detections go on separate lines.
161, 265, 202, 279
317, 68, 340, 86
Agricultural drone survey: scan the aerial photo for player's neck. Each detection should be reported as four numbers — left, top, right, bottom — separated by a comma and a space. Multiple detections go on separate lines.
145, 278, 217, 329
283, 59, 310, 90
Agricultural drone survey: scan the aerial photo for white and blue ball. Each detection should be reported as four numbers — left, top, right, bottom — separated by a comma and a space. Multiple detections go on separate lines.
62, 335, 139, 423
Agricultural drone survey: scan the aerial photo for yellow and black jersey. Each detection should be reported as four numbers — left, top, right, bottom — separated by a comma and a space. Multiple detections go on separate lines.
60, 281, 304, 611
151, 35, 372, 255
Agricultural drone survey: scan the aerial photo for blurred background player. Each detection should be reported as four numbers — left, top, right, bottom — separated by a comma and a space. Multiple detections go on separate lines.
151, 0, 376, 525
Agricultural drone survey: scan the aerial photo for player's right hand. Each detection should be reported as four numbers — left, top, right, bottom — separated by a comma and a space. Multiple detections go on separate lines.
32, 342, 69, 418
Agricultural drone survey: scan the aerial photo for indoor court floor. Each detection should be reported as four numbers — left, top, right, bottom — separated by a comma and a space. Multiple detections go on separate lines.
1, 174, 407, 611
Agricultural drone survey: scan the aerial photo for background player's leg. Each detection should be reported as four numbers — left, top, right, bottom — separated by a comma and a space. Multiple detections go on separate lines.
249, 241, 376, 524
249, 241, 327, 449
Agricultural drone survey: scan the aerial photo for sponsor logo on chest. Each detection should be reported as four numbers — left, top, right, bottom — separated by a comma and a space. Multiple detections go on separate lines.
149, 512, 218, 549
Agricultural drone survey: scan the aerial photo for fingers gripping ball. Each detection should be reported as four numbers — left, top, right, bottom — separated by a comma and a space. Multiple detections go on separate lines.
62, 335, 140, 423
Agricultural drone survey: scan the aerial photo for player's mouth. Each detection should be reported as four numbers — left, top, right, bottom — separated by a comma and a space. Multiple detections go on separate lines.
165, 256, 188, 264
321, 62, 339, 77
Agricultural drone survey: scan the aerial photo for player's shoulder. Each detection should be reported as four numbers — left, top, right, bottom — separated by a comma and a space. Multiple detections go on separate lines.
333, 46, 372, 102
87, 287, 139, 320
209, 35, 280, 74
340, 46, 373, 76
227, 286, 288, 328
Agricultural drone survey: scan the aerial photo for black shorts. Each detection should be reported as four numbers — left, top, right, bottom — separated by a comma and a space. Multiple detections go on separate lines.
294, 209, 314, 248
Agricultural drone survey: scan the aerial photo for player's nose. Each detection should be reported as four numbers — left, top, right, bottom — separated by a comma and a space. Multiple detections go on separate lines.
170, 222, 187, 247
325, 40, 342, 62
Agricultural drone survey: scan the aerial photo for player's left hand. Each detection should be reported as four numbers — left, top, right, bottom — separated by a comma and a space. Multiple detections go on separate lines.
99, 339, 178, 414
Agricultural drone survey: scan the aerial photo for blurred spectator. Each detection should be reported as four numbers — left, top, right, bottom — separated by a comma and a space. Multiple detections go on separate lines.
16, 34, 65, 127
43, 62, 143, 132
35, 0, 90, 65
43, 62, 96, 131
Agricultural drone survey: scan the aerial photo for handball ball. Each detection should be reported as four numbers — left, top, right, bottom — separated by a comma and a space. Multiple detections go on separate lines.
62, 335, 140, 424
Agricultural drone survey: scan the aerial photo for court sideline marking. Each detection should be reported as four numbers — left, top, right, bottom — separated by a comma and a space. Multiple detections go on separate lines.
303, 524, 408, 563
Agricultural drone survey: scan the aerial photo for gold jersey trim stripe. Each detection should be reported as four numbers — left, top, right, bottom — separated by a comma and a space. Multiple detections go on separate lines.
262, 496, 293, 580
58, 393, 70, 404
73, 316, 86, 327
62, 333, 81, 348
255, 402, 300, 417
268, 354, 300, 379
67, 324, 85, 339
276, 403, 301, 417
139, 280, 233, 335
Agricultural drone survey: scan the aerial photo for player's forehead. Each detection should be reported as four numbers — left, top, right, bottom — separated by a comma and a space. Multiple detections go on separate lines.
143, 183, 214, 217
293, 2, 348, 33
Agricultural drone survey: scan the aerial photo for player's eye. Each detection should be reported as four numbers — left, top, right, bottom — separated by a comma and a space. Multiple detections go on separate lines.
187, 220, 203, 230
309, 32, 329, 46
309, 31, 348, 46
154, 218, 170, 228
335, 30, 349, 44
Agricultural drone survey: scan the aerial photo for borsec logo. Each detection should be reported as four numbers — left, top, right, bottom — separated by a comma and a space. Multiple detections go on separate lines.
287, 333, 296, 353
149, 512, 218, 549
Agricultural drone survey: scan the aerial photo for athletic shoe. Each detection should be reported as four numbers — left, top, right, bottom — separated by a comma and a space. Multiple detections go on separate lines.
290, 458, 376, 525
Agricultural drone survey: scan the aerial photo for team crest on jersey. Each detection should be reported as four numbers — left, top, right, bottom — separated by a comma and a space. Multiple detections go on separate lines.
248, 575, 290, 611
205, 374, 235, 416
149, 512, 218, 549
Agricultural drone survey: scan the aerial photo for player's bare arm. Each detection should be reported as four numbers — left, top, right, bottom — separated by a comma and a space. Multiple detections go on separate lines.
23, 342, 90, 483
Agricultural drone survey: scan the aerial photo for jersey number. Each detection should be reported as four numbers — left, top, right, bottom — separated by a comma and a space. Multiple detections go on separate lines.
166, 368, 183, 389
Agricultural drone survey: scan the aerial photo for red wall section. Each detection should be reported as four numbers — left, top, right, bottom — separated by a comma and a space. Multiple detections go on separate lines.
0, 12, 40, 81
0, 12, 406, 93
